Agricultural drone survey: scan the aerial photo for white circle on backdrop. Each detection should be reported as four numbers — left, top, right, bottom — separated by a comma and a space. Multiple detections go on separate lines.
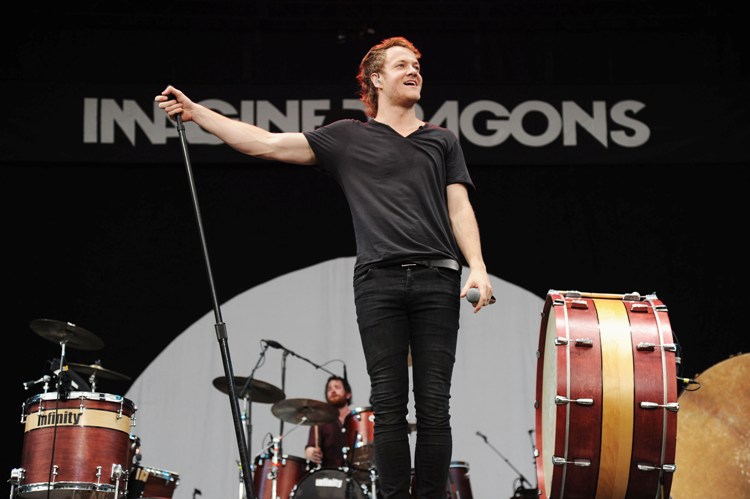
127, 257, 543, 499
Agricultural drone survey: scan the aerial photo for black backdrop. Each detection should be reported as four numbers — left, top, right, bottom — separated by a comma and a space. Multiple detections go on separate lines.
3, 0, 749, 491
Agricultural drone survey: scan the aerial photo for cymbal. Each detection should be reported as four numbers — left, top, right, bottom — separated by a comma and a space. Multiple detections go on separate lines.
30, 319, 104, 351
67, 362, 131, 381
271, 398, 338, 425
212, 376, 285, 404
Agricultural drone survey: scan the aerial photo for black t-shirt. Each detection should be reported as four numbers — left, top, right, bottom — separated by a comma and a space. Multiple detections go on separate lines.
303, 119, 475, 279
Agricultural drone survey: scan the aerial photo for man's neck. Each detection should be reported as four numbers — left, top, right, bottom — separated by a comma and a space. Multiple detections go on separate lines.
374, 106, 423, 137
338, 405, 351, 422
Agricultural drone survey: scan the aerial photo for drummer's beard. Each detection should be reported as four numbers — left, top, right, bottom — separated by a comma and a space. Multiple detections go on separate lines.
328, 393, 349, 408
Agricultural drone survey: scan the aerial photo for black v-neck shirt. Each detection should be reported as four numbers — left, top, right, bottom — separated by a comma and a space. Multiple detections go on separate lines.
304, 118, 475, 279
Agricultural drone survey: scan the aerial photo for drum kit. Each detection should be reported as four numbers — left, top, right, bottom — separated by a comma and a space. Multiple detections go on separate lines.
9, 319, 180, 499
213, 382, 382, 499
10, 319, 478, 499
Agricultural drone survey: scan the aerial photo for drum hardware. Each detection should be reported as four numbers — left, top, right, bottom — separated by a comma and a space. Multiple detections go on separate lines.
551, 457, 591, 467
636, 463, 676, 472
22, 375, 52, 392
553, 396, 593, 406
553, 337, 592, 347
637, 342, 678, 351
639, 401, 680, 411
252, 414, 311, 499
214, 373, 286, 496
475, 431, 535, 495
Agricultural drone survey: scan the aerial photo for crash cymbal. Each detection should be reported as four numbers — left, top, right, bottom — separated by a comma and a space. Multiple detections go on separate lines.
212, 376, 285, 404
271, 398, 338, 425
30, 319, 104, 351
67, 362, 131, 381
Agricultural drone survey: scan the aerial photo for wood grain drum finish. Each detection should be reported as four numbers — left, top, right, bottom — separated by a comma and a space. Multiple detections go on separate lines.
17, 391, 137, 499
534, 290, 678, 499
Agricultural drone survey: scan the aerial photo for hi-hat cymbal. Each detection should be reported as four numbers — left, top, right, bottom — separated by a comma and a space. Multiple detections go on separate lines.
212, 376, 285, 404
30, 319, 104, 351
67, 362, 131, 381
271, 398, 338, 425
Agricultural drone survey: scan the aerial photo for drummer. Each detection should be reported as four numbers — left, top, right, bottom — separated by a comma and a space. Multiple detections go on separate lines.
304, 375, 352, 468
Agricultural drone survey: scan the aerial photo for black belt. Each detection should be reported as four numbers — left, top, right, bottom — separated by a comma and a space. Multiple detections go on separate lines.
397, 259, 461, 272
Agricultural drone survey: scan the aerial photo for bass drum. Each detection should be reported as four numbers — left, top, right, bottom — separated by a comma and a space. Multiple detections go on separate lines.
670, 353, 750, 498
290, 468, 367, 499
535, 290, 678, 499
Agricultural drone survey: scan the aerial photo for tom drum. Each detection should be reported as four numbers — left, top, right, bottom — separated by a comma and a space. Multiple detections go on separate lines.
16, 391, 137, 499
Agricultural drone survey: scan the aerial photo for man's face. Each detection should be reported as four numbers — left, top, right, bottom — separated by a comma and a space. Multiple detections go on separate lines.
326, 379, 350, 408
377, 46, 422, 106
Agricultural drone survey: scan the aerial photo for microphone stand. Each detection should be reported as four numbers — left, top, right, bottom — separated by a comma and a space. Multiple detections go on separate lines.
475, 431, 535, 495
266, 342, 338, 452
173, 112, 256, 499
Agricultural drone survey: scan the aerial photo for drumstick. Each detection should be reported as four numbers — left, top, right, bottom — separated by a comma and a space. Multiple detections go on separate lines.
314, 425, 319, 448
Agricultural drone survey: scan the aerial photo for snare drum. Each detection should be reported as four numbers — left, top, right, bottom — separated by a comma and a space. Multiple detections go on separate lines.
127, 465, 179, 499
535, 290, 678, 498
17, 391, 137, 499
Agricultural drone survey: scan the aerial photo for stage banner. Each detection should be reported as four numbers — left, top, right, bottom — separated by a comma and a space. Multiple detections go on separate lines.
2, 82, 747, 165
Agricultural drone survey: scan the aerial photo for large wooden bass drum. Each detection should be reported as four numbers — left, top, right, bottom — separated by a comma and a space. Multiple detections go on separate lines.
534, 290, 678, 499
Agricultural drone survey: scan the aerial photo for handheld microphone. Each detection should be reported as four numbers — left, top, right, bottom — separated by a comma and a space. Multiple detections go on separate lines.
466, 288, 496, 305
263, 339, 286, 350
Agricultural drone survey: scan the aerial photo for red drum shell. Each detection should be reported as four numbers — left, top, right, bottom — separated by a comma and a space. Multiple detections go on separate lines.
18, 391, 137, 499
534, 291, 678, 499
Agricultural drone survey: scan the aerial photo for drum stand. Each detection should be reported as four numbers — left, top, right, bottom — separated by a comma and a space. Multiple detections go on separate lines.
367, 467, 378, 499
250, 417, 308, 499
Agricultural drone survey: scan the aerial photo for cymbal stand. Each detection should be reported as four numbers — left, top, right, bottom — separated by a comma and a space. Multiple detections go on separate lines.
278, 351, 289, 451
57, 340, 71, 398
171, 110, 256, 499
253, 417, 308, 499
271, 344, 338, 453
237, 343, 270, 499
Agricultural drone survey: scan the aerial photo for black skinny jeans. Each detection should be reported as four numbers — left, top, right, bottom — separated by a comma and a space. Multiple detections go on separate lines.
354, 264, 460, 499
